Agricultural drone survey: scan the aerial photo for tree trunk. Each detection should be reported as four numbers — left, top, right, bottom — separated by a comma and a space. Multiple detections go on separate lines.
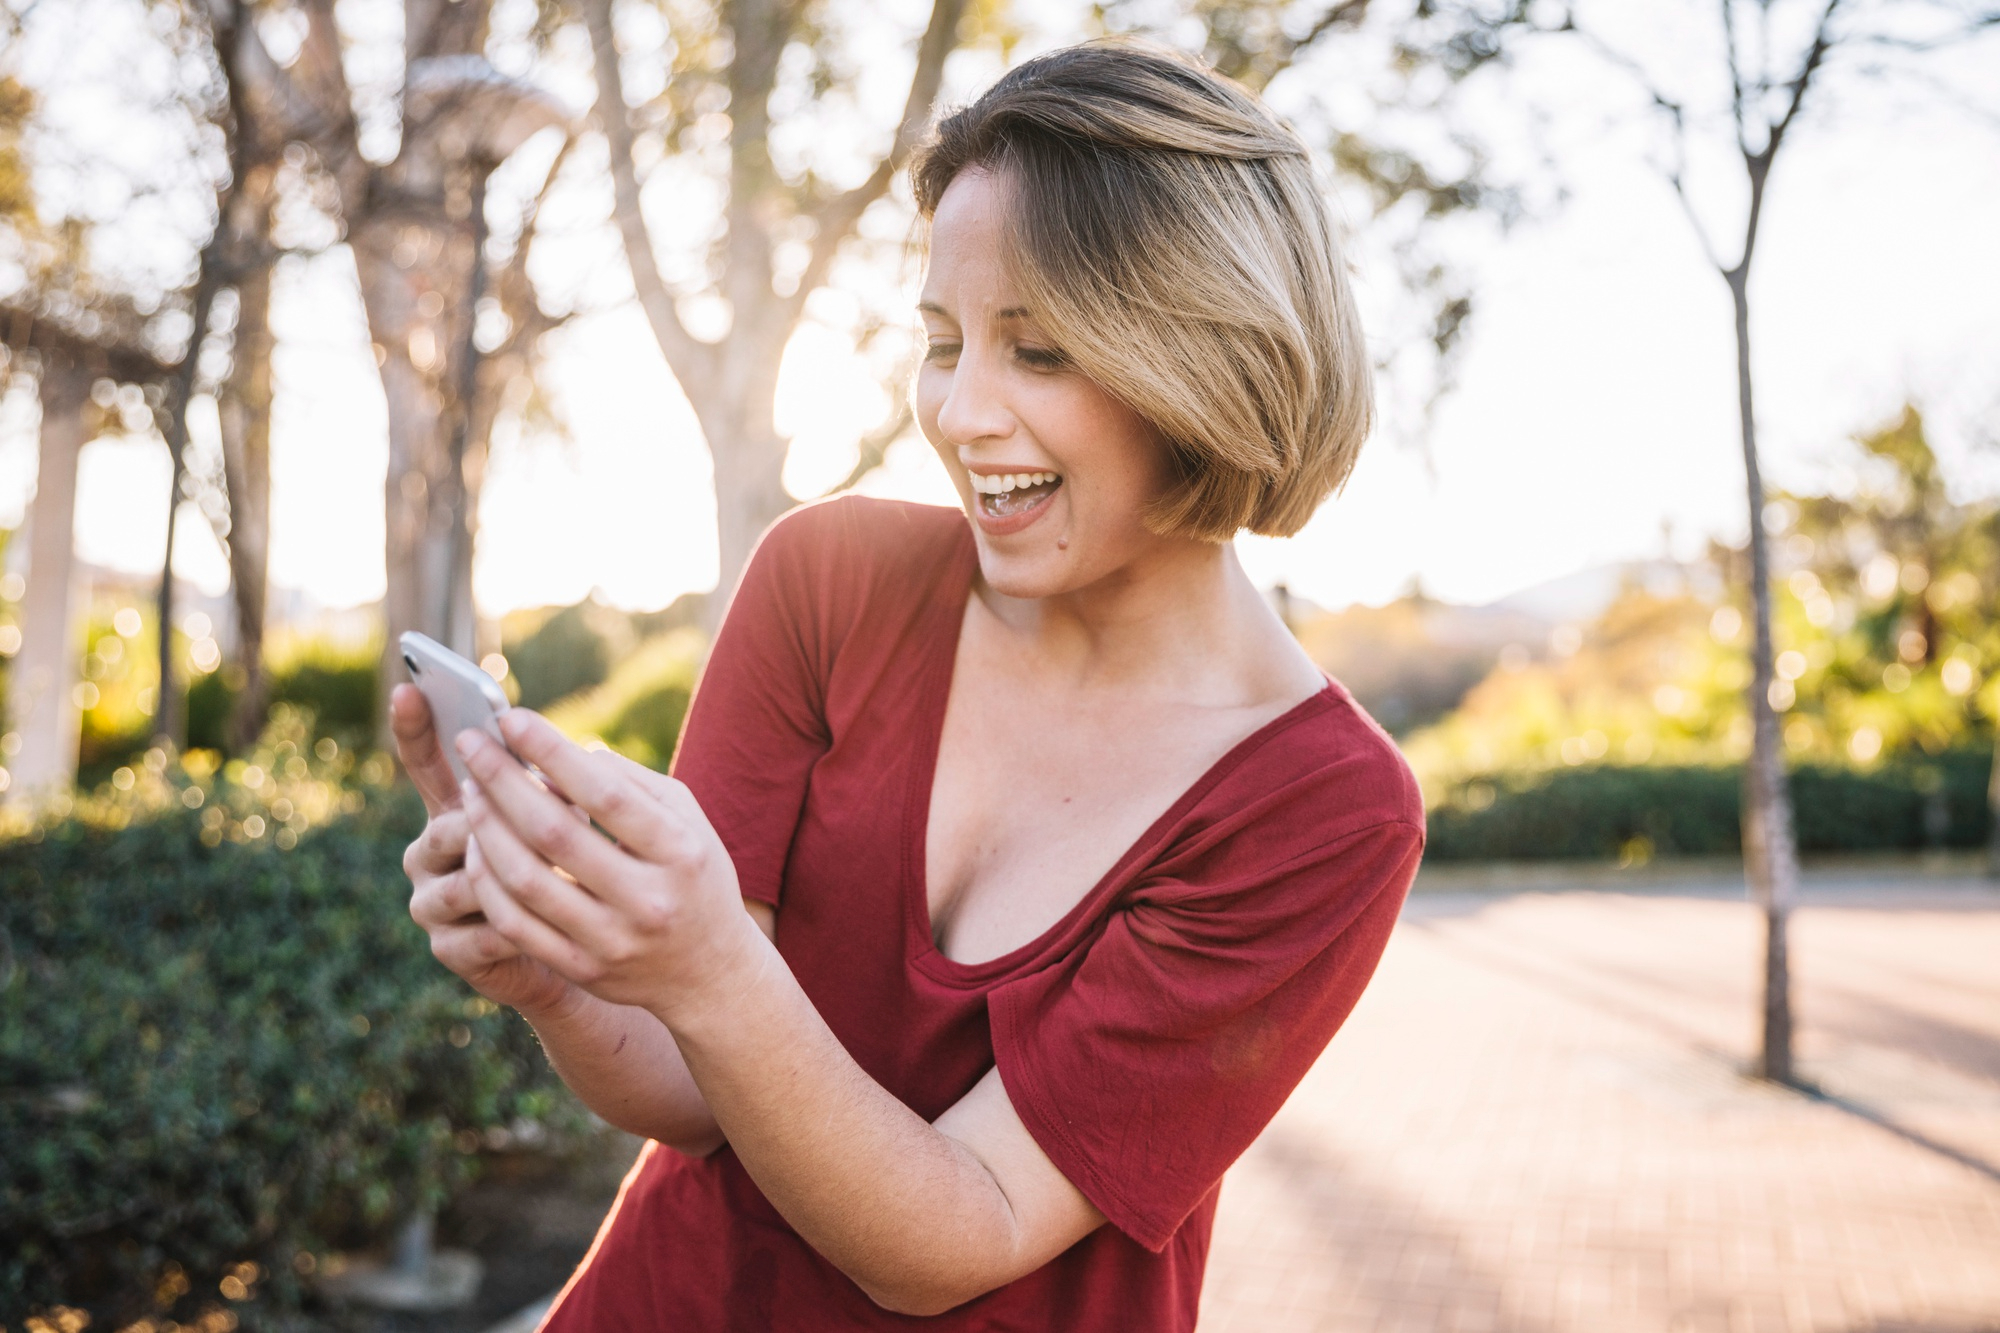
440, 170, 489, 661
154, 253, 227, 752
1729, 269, 1799, 1085
351, 220, 455, 739
700, 325, 793, 622
351, 195, 491, 728
219, 256, 276, 751
584, 0, 967, 622
5, 353, 92, 800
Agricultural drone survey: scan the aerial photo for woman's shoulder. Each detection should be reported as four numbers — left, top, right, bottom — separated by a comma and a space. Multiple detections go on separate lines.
1189, 681, 1425, 864
739, 497, 971, 659
1297, 681, 1425, 832
756, 495, 970, 588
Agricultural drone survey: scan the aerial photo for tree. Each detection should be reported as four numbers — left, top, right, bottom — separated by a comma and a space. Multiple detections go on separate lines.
583, 0, 972, 609
1116, 0, 1527, 434
1493, 0, 2000, 1082
200, 0, 287, 752
587, 0, 1528, 611
248, 0, 573, 736
0, 7, 183, 797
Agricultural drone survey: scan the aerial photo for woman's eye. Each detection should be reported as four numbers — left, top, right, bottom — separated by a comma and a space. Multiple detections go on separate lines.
1015, 345, 1069, 371
923, 340, 961, 364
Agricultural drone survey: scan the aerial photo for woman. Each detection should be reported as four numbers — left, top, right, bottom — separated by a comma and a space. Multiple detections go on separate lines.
395, 41, 1422, 1330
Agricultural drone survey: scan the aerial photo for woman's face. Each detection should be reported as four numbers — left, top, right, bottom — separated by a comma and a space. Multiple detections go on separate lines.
915, 169, 1181, 601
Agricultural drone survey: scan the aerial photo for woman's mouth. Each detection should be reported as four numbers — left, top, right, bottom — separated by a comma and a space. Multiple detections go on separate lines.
969, 470, 1063, 520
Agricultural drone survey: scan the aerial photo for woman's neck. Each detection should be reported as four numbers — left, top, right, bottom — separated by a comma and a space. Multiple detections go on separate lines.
974, 539, 1313, 705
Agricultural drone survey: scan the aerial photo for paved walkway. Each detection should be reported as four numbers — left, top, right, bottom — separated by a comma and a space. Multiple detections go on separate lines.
1200, 873, 2000, 1332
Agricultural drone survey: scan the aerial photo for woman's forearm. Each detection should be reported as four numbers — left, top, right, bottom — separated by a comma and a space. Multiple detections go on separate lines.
523, 987, 722, 1154
449, 717, 1086, 1309
659, 919, 1037, 1315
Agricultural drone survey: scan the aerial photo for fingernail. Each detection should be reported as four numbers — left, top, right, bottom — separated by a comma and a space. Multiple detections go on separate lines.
456, 731, 481, 757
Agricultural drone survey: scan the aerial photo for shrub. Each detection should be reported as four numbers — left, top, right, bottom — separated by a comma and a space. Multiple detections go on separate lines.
543, 629, 703, 771
267, 645, 378, 748
0, 710, 588, 1329
183, 639, 380, 760
503, 603, 627, 712
1426, 750, 1993, 861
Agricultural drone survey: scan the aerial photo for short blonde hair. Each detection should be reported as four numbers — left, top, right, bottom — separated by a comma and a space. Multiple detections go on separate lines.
912, 41, 1372, 541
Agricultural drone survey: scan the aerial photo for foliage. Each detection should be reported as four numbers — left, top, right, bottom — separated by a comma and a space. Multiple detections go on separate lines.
1293, 591, 1545, 735
543, 628, 704, 772
1402, 406, 2000, 800
68, 607, 379, 781
0, 709, 589, 1328
1426, 751, 1991, 862
186, 634, 381, 760
500, 601, 633, 713
1401, 584, 1750, 792
1772, 406, 2000, 762
0, 73, 31, 226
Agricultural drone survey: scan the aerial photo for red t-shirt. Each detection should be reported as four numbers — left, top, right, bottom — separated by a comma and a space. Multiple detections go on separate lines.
541, 496, 1424, 1331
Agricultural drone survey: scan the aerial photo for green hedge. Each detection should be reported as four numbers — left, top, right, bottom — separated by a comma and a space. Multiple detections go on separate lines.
0, 712, 588, 1328
184, 654, 380, 757
1426, 750, 1993, 860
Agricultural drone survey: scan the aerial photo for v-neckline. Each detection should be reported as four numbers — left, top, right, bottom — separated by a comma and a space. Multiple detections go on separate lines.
901, 522, 1336, 986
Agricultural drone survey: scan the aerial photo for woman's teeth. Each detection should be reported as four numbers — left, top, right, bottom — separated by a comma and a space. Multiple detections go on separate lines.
968, 470, 1061, 495
970, 470, 1063, 518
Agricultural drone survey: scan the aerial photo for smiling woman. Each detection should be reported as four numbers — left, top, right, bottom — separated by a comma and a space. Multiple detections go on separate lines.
393, 38, 1422, 1333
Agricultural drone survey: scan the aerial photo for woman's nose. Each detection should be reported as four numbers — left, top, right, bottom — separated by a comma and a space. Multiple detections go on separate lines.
934, 349, 1015, 448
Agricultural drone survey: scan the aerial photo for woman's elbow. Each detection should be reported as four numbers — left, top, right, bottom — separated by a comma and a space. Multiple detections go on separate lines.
598, 1107, 724, 1157
655, 1126, 727, 1158
858, 1277, 976, 1320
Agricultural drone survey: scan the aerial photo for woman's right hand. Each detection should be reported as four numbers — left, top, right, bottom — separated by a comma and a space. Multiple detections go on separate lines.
392, 683, 576, 1018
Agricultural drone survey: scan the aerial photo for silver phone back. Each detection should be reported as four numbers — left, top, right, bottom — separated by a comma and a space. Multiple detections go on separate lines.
399, 631, 510, 787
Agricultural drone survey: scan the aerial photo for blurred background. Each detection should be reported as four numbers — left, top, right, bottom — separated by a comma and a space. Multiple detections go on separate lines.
1, 1, 1996, 1330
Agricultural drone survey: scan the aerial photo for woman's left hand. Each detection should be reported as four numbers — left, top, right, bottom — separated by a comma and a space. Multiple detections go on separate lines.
454, 710, 767, 1023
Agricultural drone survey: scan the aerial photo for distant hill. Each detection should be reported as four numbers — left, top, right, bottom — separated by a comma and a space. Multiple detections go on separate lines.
1290, 559, 1714, 735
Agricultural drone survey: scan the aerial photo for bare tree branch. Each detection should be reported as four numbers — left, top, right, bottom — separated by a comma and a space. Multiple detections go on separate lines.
791, 0, 968, 316
820, 395, 914, 497
1564, 17, 1728, 271
1847, 10, 2000, 53
1735, 0, 1842, 278
1721, 0, 1752, 154
1765, 0, 1844, 156
1292, 0, 1374, 57
581, 0, 717, 387
290, 0, 367, 208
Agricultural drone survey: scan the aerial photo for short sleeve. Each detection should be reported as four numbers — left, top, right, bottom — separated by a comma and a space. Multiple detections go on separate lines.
987, 817, 1422, 1251
671, 506, 844, 907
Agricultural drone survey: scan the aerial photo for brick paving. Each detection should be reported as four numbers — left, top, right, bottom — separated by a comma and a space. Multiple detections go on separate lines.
1199, 872, 2000, 1333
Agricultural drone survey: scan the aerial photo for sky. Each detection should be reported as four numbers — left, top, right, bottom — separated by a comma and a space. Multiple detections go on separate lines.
4, 1, 1998, 620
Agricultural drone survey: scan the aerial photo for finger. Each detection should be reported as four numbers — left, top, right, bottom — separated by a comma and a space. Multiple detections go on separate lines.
457, 729, 635, 891
599, 746, 680, 800
492, 710, 693, 865
427, 918, 524, 975
464, 835, 604, 982
411, 866, 484, 930
390, 683, 465, 816
410, 810, 470, 878
462, 782, 627, 955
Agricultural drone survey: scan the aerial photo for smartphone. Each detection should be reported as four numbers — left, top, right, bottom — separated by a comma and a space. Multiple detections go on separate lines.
399, 631, 511, 788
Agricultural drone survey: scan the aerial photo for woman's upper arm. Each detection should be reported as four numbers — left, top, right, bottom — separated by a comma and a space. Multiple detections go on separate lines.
931, 1067, 1107, 1288
673, 505, 848, 907
987, 817, 1423, 1251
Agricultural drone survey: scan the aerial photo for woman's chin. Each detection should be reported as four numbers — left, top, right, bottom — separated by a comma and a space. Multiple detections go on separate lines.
973, 544, 1076, 602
